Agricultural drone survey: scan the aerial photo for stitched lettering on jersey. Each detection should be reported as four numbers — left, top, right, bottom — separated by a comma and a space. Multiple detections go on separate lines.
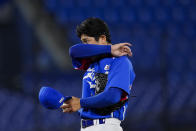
83, 67, 96, 89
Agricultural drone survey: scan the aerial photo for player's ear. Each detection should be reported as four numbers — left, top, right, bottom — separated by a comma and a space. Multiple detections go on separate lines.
99, 35, 107, 44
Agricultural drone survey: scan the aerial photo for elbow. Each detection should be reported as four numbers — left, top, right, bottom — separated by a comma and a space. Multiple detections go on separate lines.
69, 46, 77, 58
69, 44, 82, 58
105, 88, 122, 105
112, 95, 121, 104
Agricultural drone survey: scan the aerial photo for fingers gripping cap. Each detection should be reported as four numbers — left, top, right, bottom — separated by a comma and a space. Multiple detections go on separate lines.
39, 86, 72, 109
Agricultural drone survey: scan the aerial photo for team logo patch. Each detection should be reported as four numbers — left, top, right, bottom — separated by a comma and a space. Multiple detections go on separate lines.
104, 65, 110, 70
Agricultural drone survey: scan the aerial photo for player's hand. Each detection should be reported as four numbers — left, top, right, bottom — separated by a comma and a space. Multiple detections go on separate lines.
60, 96, 81, 113
111, 43, 132, 57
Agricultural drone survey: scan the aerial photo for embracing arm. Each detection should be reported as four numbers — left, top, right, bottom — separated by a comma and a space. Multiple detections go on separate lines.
69, 44, 111, 58
69, 43, 132, 59
80, 87, 122, 108
60, 87, 122, 112
69, 43, 132, 70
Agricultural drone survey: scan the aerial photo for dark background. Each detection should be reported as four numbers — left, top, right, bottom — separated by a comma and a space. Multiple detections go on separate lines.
0, 0, 195, 131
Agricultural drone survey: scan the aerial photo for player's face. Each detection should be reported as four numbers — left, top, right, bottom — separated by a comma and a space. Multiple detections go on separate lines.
81, 34, 108, 45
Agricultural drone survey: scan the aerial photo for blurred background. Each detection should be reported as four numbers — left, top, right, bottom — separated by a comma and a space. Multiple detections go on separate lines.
0, 0, 195, 131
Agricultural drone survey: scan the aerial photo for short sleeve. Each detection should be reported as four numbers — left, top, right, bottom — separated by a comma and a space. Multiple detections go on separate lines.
105, 56, 135, 95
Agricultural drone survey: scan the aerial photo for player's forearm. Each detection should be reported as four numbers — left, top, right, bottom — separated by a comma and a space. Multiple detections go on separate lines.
69, 43, 111, 58
80, 87, 122, 108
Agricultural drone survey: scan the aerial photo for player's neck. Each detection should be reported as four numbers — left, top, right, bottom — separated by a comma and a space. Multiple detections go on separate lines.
103, 42, 111, 45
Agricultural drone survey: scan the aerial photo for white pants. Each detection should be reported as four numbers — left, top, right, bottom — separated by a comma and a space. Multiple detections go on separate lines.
80, 118, 123, 131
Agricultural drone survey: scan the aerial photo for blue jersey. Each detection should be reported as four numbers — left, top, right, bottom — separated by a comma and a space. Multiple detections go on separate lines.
78, 56, 135, 120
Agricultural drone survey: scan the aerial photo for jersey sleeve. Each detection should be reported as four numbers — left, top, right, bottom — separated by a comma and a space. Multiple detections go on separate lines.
69, 44, 111, 70
80, 87, 122, 108
105, 56, 135, 95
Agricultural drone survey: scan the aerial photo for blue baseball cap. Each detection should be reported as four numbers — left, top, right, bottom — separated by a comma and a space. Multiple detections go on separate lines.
39, 86, 72, 109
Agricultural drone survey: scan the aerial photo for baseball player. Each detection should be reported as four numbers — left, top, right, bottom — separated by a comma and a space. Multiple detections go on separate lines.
61, 18, 135, 131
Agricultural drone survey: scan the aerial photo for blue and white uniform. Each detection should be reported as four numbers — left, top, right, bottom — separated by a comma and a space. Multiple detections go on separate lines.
69, 44, 135, 131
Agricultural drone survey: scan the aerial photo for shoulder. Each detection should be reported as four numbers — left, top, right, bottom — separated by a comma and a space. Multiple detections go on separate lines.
113, 56, 130, 62
112, 56, 133, 69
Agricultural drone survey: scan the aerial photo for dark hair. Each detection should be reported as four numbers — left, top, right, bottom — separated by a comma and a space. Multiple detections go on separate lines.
76, 17, 111, 43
